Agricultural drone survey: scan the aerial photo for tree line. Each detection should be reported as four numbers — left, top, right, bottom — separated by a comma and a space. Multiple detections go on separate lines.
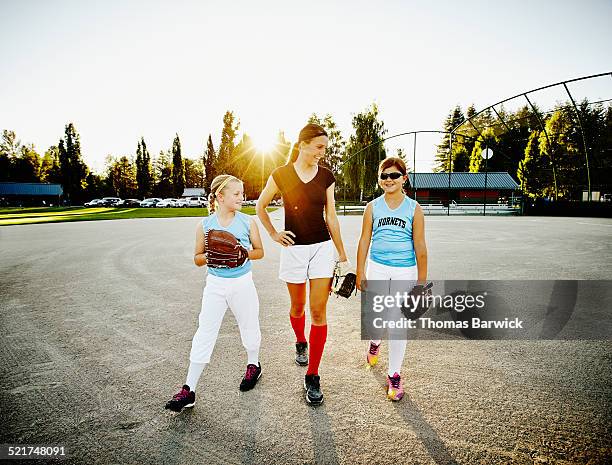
1, 105, 391, 203
3, 100, 609, 204
434, 100, 612, 200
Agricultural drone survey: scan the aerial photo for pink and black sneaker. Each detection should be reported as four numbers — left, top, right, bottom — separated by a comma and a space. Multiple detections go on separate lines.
386, 372, 404, 401
239, 363, 262, 391
165, 385, 196, 412
367, 341, 381, 367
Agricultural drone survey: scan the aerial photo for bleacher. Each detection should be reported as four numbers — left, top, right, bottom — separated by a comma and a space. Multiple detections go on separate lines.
337, 202, 519, 216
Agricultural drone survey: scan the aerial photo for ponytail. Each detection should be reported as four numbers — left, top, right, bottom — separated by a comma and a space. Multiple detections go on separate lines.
208, 191, 217, 214
286, 143, 300, 165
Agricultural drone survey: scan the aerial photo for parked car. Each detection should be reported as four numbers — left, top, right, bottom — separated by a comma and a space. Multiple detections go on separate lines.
186, 196, 207, 207
100, 197, 121, 207
156, 198, 178, 208
175, 198, 190, 208
84, 198, 102, 207
116, 198, 141, 207
140, 197, 163, 207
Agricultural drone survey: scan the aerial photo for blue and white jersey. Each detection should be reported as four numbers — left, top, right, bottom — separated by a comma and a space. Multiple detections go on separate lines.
202, 211, 252, 278
370, 194, 417, 268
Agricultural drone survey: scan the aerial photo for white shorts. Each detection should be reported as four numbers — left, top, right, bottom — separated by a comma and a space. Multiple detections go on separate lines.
366, 259, 418, 281
279, 240, 335, 284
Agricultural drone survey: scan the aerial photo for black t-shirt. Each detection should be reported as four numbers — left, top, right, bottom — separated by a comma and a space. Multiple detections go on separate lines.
271, 164, 336, 245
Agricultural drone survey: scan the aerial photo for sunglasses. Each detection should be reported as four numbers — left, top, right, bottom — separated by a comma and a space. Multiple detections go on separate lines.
379, 172, 403, 180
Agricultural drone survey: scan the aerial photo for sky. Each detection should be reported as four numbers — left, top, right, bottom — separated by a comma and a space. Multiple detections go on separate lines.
1, 0, 611, 174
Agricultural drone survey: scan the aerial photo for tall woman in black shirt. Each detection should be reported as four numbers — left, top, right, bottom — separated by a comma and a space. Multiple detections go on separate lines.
256, 123, 348, 405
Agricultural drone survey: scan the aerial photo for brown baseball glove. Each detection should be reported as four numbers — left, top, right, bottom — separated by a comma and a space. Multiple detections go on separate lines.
205, 229, 249, 268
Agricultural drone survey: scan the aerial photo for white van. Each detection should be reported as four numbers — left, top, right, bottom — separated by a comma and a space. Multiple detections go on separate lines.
187, 197, 207, 207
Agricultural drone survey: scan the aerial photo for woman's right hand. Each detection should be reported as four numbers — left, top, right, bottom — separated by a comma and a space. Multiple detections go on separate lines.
273, 230, 296, 246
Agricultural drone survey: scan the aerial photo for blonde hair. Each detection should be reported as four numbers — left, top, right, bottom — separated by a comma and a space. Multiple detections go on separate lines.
208, 174, 241, 213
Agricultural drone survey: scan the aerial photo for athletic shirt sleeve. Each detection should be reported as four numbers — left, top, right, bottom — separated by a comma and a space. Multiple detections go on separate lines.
270, 164, 334, 245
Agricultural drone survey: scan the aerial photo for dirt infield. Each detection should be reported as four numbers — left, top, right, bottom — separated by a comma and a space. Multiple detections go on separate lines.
1, 214, 611, 464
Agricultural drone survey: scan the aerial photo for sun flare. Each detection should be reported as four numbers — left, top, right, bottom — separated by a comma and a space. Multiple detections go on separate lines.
249, 127, 278, 154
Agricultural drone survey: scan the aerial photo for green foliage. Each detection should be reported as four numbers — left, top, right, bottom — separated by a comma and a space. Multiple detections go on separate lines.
40, 146, 62, 183
171, 134, 185, 197
153, 150, 173, 198
469, 127, 497, 172
518, 130, 554, 198
216, 111, 239, 176
83, 172, 106, 199
1, 130, 44, 182
184, 158, 203, 188
203, 134, 216, 193
307, 113, 346, 181
434, 106, 465, 172
232, 133, 258, 198
110, 156, 137, 198
136, 138, 152, 198
58, 123, 88, 203
343, 103, 387, 201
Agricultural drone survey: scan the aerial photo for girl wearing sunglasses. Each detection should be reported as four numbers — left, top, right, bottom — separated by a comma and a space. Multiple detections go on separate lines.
356, 157, 428, 401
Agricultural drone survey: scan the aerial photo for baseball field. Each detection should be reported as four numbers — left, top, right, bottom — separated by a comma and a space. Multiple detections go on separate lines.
1, 212, 611, 464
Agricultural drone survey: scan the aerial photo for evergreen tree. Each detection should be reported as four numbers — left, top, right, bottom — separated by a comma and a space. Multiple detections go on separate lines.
203, 134, 216, 193
434, 105, 465, 172
216, 111, 239, 176
135, 138, 152, 199
171, 134, 185, 197
154, 150, 173, 198
58, 123, 88, 204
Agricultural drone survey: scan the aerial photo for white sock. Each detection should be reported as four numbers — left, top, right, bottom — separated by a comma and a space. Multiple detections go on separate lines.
388, 339, 407, 377
185, 361, 207, 391
371, 339, 382, 346
247, 350, 259, 366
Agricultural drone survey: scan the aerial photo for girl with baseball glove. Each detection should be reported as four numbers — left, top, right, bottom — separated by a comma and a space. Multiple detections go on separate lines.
165, 174, 264, 412
356, 157, 428, 401
256, 123, 348, 405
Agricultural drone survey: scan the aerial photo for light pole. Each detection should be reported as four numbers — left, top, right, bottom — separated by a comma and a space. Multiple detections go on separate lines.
481, 147, 493, 216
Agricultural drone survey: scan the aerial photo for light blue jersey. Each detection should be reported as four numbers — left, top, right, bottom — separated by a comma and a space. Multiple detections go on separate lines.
202, 211, 252, 278
370, 194, 417, 267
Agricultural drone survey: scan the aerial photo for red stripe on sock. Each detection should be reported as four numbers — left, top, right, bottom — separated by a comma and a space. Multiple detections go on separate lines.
306, 324, 327, 376
290, 314, 307, 343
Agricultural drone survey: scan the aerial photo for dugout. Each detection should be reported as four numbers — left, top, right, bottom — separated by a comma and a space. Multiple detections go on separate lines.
0, 182, 63, 207
408, 172, 520, 206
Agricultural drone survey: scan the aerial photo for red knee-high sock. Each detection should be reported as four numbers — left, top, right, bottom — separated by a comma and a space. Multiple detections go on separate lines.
306, 324, 327, 376
290, 314, 307, 343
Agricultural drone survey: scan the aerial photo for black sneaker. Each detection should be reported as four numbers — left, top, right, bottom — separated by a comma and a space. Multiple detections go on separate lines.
304, 374, 324, 405
239, 363, 262, 391
165, 385, 196, 412
295, 342, 308, 366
